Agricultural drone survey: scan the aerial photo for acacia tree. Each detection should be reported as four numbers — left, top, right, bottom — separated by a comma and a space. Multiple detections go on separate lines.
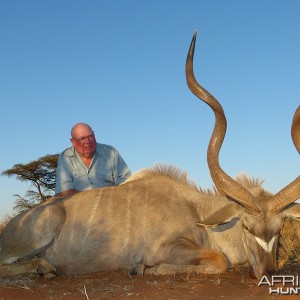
1, 154, 59, 213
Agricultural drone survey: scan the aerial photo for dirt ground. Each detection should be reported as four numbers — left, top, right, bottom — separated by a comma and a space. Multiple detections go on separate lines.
0, 263, 299, 300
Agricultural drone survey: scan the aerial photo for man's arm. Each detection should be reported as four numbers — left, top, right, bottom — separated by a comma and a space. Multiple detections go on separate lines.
55, 153, 77, 195
114, 150, 131, 184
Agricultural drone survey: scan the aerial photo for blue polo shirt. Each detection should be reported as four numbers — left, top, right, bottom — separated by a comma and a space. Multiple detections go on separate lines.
55, 143, 131, 194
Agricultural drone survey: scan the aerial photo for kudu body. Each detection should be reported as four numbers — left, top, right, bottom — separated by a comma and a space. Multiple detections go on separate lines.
1, 32, 300, 279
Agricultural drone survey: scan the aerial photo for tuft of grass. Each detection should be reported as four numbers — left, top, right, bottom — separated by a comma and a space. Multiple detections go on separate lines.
278, 218, 300, 268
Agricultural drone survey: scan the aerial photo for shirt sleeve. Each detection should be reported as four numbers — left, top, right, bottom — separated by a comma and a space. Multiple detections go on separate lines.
109, 147, 131, 185
55, 153, 75, 194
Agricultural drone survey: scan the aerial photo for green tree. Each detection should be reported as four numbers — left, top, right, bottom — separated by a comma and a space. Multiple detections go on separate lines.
1, 154, 59, 213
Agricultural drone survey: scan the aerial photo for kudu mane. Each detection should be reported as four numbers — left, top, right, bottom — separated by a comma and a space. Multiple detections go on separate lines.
128, 164, 264, 196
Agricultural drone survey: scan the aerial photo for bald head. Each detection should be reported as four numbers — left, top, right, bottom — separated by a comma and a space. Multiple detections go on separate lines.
71, 123, 93, 138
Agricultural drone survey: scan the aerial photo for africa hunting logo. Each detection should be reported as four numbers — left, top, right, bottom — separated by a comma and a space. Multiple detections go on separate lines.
258, 275, 300, 295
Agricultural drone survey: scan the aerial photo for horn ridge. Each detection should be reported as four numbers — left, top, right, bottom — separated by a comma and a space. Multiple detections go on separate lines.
186, 31, 259, 214
291, 106, 300, 154
268, 106, 300, 213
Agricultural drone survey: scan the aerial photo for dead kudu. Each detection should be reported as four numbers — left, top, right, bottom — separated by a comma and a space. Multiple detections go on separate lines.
1, 32, 300, 279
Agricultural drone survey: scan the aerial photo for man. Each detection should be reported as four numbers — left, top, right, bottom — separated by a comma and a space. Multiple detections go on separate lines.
55, 123, 131, 197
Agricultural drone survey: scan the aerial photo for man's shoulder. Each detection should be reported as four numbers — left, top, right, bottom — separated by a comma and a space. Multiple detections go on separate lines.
59, 147, 75, 158
96, 143, 118, 155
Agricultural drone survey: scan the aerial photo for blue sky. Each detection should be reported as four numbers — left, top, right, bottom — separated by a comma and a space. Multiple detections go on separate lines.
1, 1, 300, 220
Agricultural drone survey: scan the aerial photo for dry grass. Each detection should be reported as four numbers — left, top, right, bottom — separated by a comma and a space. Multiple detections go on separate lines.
0, 223, 5, 234
278, 218, 300, 268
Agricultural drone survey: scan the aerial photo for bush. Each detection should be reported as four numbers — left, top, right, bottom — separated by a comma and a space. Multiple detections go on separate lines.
278, 218, 300, 268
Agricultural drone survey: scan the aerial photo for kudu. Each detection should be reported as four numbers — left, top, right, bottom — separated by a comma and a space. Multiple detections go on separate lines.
0, 32, 300, 279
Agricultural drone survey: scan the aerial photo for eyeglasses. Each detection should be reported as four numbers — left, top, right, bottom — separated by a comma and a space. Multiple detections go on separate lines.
73, 133, 95, 144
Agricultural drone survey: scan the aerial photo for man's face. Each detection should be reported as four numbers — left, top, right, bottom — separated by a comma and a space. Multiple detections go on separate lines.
71, 126, 97, 158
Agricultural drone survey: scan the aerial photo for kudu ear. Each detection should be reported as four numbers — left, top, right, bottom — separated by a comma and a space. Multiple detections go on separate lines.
197, 203, 243, 228
282, 203, 300, 219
